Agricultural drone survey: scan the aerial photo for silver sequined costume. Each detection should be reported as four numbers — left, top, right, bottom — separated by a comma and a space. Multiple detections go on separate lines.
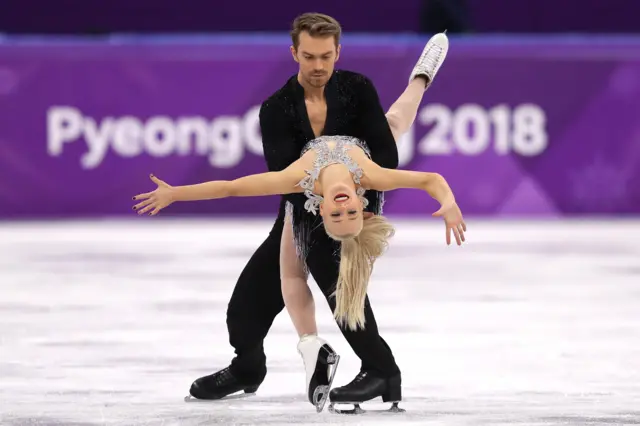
285, 135, 385, 273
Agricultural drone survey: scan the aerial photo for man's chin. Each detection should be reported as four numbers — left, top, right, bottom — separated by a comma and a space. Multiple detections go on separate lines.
308, 77, 328, 87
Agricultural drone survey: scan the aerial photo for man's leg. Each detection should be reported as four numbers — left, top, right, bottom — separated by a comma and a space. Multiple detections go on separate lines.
304, 228, 401, 405
226, 212, 286, 377
189, 210, 286, 400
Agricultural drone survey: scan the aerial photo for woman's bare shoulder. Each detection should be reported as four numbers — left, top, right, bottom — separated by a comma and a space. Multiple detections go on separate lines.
353, 149, 380, 189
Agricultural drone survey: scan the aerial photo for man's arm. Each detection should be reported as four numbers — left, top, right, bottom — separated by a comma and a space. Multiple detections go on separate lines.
259, 100, 300, 172
259, 98, 304, 206
353, 75, 399, 170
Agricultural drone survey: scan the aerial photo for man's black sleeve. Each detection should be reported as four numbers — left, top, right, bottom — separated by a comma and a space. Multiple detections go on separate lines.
353, 76, 400, 170
259, 100, 299, 173
259, 99, 301, 206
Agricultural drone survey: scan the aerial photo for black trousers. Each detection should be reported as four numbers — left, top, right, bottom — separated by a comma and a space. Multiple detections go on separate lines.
226, 205, 400, 382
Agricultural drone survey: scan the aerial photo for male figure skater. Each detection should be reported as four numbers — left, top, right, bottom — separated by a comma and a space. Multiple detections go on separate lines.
188, 12, 449, 409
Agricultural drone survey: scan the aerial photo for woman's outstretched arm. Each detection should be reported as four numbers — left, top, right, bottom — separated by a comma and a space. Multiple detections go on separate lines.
132, 164, 305, 215
175, 166, 305, 201
365, 164, 467, 245
366, 165, 455, 206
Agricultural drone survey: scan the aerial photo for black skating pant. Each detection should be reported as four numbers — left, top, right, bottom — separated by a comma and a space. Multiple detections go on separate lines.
226, 204, 400, 382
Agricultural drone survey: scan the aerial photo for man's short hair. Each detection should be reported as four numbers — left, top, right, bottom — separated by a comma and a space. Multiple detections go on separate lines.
290, 13, 342, 49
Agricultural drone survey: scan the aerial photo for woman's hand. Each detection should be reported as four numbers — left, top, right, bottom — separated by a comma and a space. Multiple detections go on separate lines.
432, 199, 467, 246
132, 174, 176, 216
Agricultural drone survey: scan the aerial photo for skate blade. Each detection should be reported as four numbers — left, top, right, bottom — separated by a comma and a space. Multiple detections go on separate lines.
313, 354, 340, 413
184, 392, 256, 403
328, 401, 405, 415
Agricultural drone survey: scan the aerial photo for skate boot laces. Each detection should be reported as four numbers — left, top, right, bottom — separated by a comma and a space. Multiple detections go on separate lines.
419, 43, 444, 77
213, 367, 233, 386
346, 371, 369, 387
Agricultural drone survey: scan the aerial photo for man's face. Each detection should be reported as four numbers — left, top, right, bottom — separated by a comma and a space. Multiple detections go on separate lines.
291, 32, 340, 88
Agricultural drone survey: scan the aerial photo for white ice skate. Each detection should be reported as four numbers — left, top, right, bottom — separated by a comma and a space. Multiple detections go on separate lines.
409, 31, 450, 88
297, 334, 340, 413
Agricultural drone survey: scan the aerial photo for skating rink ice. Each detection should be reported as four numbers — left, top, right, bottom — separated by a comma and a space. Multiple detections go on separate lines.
1, 218, 639, 425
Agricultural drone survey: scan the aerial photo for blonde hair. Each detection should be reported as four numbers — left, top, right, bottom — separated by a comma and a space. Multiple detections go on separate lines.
326, 215, 395, 331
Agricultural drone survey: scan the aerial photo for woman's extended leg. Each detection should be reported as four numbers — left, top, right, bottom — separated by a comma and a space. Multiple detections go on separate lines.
385, 78, 429, 142
280, 211, 339, 412
385, 32, 449, 142
280, 212, 316, 337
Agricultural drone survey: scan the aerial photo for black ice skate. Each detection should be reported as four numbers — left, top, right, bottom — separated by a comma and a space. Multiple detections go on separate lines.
185, 366, 262, 402
328, 371, 405, 415
297, 334, 340, 413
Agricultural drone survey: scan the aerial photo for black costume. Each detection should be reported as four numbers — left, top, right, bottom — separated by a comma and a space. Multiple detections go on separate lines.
190, 70, 402, 403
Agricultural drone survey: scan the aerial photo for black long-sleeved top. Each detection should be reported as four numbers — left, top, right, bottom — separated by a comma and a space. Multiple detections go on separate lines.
258, 69, 399, 220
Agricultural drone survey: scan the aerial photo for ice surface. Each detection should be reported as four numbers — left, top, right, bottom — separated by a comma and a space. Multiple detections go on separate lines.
1, 218, 639, 425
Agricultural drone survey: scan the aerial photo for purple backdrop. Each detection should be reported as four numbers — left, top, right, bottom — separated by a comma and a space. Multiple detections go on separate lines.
1, 35, 639, 218
1, 0, 639, 33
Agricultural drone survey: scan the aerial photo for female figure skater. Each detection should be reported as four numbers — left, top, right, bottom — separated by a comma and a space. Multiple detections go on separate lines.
132, 134, 466, 410
132, 139, 465, 326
